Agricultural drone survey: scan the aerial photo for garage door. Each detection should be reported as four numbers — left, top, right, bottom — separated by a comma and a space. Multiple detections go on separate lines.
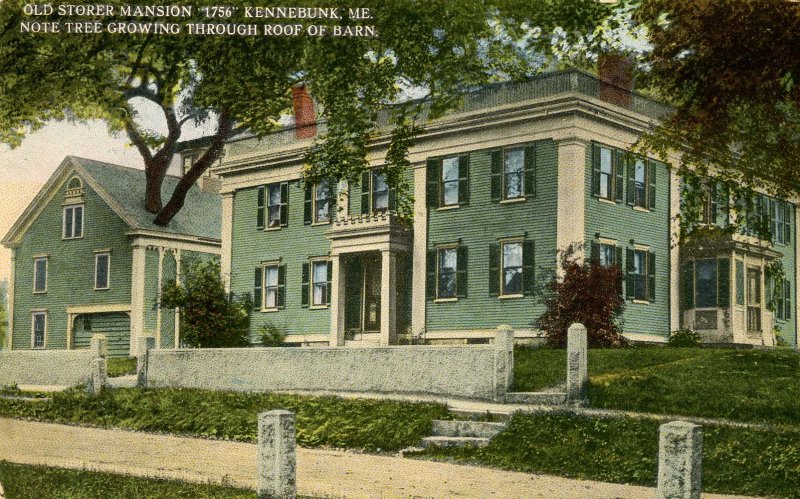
72, 312, 131, 357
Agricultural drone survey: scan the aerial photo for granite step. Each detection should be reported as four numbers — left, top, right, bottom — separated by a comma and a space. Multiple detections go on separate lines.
431, 420, 506, 438
420, 436, 491, 449
504, 391, 568, 405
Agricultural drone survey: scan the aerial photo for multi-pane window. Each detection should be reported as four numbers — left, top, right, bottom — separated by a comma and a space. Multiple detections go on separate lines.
627, 248, 656, 302
312, 261, 329, 307
372, 171, 389, 212
427, 155, 469, 208
747, 268, 762, 332
502, 242, 523, 295
504, 149, 525, 200
772, 278, 793, 321
437, 247, 458, 299
264, 266, 279, 309
361, 169, 396, 214
254, 264, 285, 311
491, 145, 536, 203
695, 260, 718, 308
428, 245, 468, 300
33, 257, 47, 293
633, 159, 647, 208
784, 279, 792, 320
599, 244, 615, 268
441, 157, 460, 206
315, 180, 333, 223
632, 250, 647, 301
63, 205, 83, 239
267, 184, 282, 228
681, 258, 730, 310
95, 253, 110, 290
598, 147, 613, 200
32, 312, 46, 349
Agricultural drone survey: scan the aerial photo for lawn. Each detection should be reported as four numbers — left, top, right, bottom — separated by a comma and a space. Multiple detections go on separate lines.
513, 345, 800, 427
0, 387, 450, 452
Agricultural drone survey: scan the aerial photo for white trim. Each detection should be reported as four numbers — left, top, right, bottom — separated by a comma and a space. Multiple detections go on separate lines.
174, 249, 181, 349
94, 252, 111, 290
66, 303, 131, 315
156, 248, 164, 347
32, 256, 48, 294
128, 232, 221, 250
261, 263, 280, 311
62, 203, 84, 240
7, 249, 15, 350
556, 138, 588, 259
220, 192, 234, 293
129, 245, 147, 355
30, 311, 47, 349
411, 163, 428, 338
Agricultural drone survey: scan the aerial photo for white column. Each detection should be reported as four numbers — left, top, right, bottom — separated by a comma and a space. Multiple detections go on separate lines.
555, 139, 587, 259
129, 244, 147, 355
329, 254, 346, 346
155, 248, 164, 348
6, 248, 15, 350
174, 249, 181, 349
411, 162, 428, 337
220, 192, 234, 292
669, 166, 682, 332
380, 249, 397, 346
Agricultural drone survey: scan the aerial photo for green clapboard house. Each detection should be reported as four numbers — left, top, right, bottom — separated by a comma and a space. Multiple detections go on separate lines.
2, 157, 221, 356
217, 64, 798, 349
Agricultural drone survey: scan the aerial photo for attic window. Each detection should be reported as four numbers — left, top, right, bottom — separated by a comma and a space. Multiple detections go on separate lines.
65, 177, 83, 197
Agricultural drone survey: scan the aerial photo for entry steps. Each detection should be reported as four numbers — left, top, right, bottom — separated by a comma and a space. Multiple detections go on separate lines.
504, 383, 568, 405
419, 420, 507, 449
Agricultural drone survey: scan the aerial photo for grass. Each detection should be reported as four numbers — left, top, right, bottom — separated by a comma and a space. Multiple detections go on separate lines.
0, 460, 260, 498
514, 345, 800, 427
0, 387, 450, 452
412, 412, 800, 499
107, 357, 137, 378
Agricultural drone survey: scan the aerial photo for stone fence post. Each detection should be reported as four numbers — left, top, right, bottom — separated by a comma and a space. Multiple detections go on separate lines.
494, 325, 514, 401
657, 421, 703, 499
136, 336, 156, 388
87, 334, 108, 396
90, 334, 108, 359
257, 410, 297, 499
566, 323, 588, 406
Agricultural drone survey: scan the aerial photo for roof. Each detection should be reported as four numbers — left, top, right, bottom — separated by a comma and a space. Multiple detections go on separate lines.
2, 156, 221, 247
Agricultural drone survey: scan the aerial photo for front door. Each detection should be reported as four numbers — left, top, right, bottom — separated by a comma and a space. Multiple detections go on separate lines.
362, 254, 382, 332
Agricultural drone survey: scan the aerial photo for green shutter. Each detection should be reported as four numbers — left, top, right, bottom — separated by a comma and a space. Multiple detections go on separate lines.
277, 265, 286, 309
648, 161, 656, 210
681, 262, 695, 309
648, 251, 656, 302
489, 243, 500, 296
426, 159, 441, 208
300, 262, 309, 308
458, 155, 470, 205
490, 150, 502, 202
279, 182, 289, 227
615, 246, 623, 293
253, 267, 262, 311
718, 258, 730, 307
590, 241, 600, 265
361, 171, 370, 214
785, 279, 791, 320
388, 183, 397, 212
785, 203, 793, 243
326, 261, 333, 305
625, 248, 635, 299
615, 150, 624, 202
736, 261, 745, 306
710, 183, 718, 224
523, 240, 535, 295
426, 249, 436, 300
304, 184, 313, 225
329, 181, 338, 221
456, 245, 468, 298
625, 153, 635, 206
524, 145, 536, 198
256, 186, 265, 229
770, 199, 777, 242
591, 144, 601, 197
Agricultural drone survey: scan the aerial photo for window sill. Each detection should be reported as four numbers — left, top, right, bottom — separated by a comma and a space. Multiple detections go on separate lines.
632, 299, 651, 305
309, 305, 330, 310
260, 307, 281, 313
499, 294, 524, 300
32, 346, 45, 350
311, 221, 332, 226
632, 206, 651, 213
597, 198, 617, 205
436, 205, 460, 211
32, 291, 47, 295
94, 287, 110, 292
500, 197, 526, 205
265, 226, 283, 232
434, 298, 458, 303
62, 236, 84, 241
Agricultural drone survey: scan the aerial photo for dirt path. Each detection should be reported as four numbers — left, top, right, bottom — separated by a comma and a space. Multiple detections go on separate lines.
0, 418, 748, 498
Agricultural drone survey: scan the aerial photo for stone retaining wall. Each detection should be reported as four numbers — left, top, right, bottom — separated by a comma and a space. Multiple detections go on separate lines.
0, 350, 96, 387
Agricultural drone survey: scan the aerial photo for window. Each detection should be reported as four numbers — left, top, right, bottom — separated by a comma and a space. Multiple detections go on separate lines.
736, 261, 745, 306
267, 184, 282, 228
305, 180, 337, 225
427, 156, 469, 208
633, 160, 647, 208
94, 252, 110, 290
360, 170, 397, 214
772, 277, 792, 321
695, 260, 718, 308
768, 199, 793, 244
256, 183, 288, 230
680, 258, 731, 310
33, 257, 47, 293
626, 157, 656, 210
372, 171, 389, 212
63, 205, 83, 239
626, 248, 655, 302
504, 149, 525, 200
264, 265, 280, 309
747, 268, 762, 332
32, 312, 46, 349
441, 157, 460, 206
632, 250, 647, 301
784, 279, 792, 320
590, 241, 621, 269
591, 144, 621, 202
488, 240, 534, 297
502, 242, 523, 295
438, 247, 458, 299
253, 264, 285, 311
301, 260, 331, 308
491, 145, 536, 203
427, 245, 468, 300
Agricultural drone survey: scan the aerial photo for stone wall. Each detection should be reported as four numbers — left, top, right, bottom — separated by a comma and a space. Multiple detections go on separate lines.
146, 329, 514, 401
0, 350, 95, 387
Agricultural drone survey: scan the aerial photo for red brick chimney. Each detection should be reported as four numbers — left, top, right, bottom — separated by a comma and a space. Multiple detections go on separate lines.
598, 54, 633, 108
292, 83, 317, 140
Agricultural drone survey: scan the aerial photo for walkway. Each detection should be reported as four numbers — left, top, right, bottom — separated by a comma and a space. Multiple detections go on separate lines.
0, 418, 746, 498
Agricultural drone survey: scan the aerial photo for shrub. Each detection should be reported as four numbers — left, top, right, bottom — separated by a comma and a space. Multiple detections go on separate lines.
536, 244, 627, 348
259, 322, 287, 347
668, 329, 702, 347
160, 259, 253, 348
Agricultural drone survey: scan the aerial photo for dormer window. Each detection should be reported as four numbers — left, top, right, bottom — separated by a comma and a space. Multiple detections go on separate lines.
63, 205, 84, 239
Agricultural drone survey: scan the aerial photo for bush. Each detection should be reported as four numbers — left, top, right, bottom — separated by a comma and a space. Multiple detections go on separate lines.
259, 322, 287, 347
536, 245, 627, 348
668, 329, 702, 347
160, 259, 252, 348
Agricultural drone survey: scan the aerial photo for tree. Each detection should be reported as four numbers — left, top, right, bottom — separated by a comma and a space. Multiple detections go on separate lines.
160, 259, 252, 348
536, 245, 627, 348
634, 0, 800, 198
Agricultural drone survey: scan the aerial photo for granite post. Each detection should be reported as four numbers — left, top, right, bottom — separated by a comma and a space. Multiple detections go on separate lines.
257, 410, 297, 499
136, 336, 156, 388
87, 335, 108, 395
566, 322, 588, 406
494, 325, 514, 401
657, 421, 703, 499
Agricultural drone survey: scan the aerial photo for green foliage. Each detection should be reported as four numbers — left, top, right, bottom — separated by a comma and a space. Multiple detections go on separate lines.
413, 412, 800, 498
160, 259, 252, 348
536, 245, 628, 348
106, 357, 138, 378
0, 387, 451, 452
259, 322, 287, 347
775, 326, 790, 347
0, 461, 256, 498
667, 329, 701, 347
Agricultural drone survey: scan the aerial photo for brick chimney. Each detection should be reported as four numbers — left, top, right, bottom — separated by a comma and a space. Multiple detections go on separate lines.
598, 54, 633, 108
292, 83, 317, 140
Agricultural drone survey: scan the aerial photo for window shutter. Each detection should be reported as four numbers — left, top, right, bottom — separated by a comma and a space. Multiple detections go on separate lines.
456, 245, 468, 298
489, 243, 500, 296
625, 248, 635, 299
277, 265, 286, 309
279, 182, 289, 227
615, 150, 625, 202
300, 262, 309, 308
426, 249, 436, 300
427, 159, 441, 208
329, 181, 338, 221
458, 155, 470, 205
785, 279, 791, 319
388, 183, 397, 212
767, 277, 775, 312
491, 150, 502, 202
591, 144, 601, 197
710, 183, 718, 224
256, 186, 265, 229
648, 161, 656, 210
524, 145, 536, 198
590, 241, 600, 265
717, 258, 730, 307
785, 203, 792, 243
253, 267, 262, 311
523, 240, 535, 295
648, 251, 656, 302
625, 153, 635, 206
681, 262, 694, 309
615, 246, 624, 293
361, 171, 370, 214
770, 199, 777, 242
326, 261, 333, 305
304, 184, 313, 225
